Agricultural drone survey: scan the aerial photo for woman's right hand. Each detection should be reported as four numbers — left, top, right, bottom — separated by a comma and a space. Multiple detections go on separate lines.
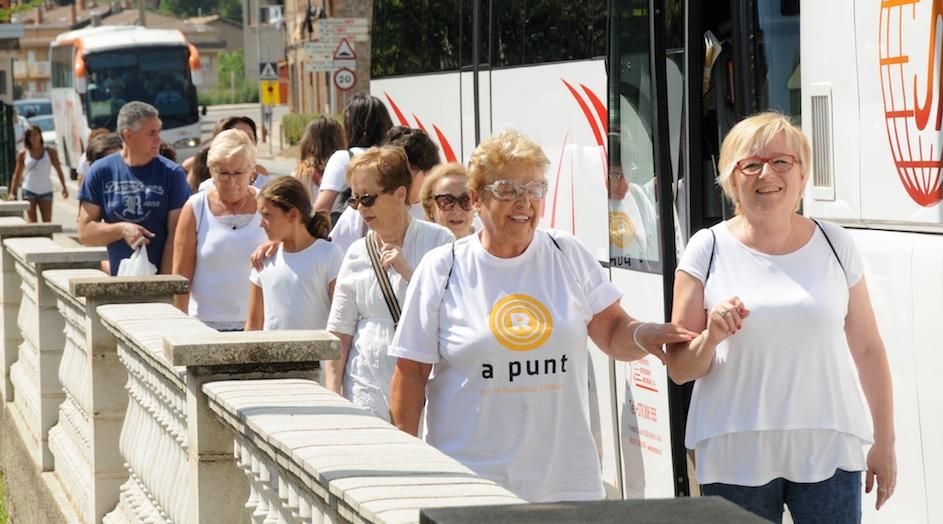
250, 240, 280, 270
704, 296, 750, 346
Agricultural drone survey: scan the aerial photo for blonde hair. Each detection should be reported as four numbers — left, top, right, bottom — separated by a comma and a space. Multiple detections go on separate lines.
468, 129, 549, 191
419, 162, 468, 220
207, 129, 257, 173
716, 112, 811, 208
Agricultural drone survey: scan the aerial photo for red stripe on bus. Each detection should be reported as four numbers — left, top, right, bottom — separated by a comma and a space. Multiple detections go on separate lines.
562, 79, 604, 147
432, 125, 458, 163
580, 83, 608, 135
885, 110, 914, 118
383, 92, 410, 126
412, 114, 427, 132
880, 55, 909, 65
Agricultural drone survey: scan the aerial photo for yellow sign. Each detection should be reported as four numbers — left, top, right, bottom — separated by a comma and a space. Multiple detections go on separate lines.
260, 80, 280, 105
488, 294, 553, 351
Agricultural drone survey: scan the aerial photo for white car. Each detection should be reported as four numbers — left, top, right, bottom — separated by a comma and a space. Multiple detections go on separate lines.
27, 115, 57, 149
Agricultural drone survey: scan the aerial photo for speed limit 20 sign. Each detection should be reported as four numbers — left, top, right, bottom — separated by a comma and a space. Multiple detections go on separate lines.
333, 68, 356, 91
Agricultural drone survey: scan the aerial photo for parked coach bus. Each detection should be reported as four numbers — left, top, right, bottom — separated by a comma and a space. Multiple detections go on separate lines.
50, 25, 203, 174
369, 1, 941, 522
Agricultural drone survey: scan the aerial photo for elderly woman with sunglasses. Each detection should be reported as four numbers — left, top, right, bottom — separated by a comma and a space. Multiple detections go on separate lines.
418, 162, 476, 238
325, 145, 453, 420
387, 129, 694, 502
668, 113, 895, 522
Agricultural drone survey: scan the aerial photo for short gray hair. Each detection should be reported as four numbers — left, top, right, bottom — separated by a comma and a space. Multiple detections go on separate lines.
207, 129, 257, 172
116, 101, 159, 140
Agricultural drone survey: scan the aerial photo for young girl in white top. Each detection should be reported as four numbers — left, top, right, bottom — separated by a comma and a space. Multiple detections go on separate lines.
7, 125, 68, 223
246, 176, 344, 331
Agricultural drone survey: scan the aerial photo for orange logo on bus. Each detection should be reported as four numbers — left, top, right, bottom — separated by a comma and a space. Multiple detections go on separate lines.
879, 0, 943, 207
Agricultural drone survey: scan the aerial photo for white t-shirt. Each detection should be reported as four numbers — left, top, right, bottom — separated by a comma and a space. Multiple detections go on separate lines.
22, 149, 53, 195
77, 156, 91, 180
249, 239, 344, 331
676, 220, 872, 486
389, 229, 621, 503
330, 203, 427, 254
319, 147, 366, 214
327, 219, 453, 421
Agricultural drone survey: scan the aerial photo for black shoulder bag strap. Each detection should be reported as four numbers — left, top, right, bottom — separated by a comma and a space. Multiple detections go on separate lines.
704, 228, 717, 285
366, 231, 401, 326
811, 218, 846, 277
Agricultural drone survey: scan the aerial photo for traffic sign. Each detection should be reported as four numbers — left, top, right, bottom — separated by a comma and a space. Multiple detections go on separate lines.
259, 62, 278, 80
333, 38, 356, 60
305, 63, 338, 73
318, 18, 369, 43
333, 68, 356, 91
260, 80, 280, 104
332, 59, 356, 69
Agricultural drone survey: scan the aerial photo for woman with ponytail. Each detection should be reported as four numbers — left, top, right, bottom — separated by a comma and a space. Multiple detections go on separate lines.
245, 175, 344, 331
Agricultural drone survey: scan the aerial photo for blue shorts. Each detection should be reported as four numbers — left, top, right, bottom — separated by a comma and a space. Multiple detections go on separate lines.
21, 189, 53, 201
700, 469, 862, 523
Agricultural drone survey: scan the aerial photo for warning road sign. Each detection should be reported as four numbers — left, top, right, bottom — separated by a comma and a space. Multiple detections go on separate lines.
259, 62, 278, 80
333, 38, 356, 60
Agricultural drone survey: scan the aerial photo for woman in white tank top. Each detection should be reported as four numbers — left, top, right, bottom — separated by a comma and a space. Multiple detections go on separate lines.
7, 125, 68, 222
669, 113, 896, 523
172, 130, 267, 331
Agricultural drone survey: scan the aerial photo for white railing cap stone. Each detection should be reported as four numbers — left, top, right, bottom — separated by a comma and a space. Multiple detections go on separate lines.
164, 330, 339, 367
69, 275, 189, 299
0, 216, 61, 237
3, 236, 106, 265
0, 201, 30, 216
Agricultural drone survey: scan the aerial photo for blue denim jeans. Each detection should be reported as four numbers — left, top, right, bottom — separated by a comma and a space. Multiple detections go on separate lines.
701, 469, 862, 523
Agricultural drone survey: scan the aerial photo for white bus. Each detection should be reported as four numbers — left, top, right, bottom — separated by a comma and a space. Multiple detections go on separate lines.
49, 25, 204, 173
369, 1, 941, 522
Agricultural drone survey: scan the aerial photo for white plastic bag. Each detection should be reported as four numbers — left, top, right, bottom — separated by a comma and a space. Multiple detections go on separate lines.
116, 245, 157, 277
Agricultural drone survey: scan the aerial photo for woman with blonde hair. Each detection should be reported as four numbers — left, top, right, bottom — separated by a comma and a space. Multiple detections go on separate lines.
294, 116, 346, 202
418, 162, 475, 238
245, 176, 342, 331
325, 145, 452, 420
173, 129, 268, 331
669, 112, 895, 521
388, 129, 693, 502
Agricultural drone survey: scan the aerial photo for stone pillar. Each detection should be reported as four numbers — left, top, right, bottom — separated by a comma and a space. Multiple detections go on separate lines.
164, 330, 338, 524
3, 236, 106, 470
44, 272, 189, 524
0, 218, 60, 403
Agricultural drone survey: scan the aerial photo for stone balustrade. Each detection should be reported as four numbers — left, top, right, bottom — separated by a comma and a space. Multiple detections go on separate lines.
0, 222, 529, 524
3, 235, 106, 470
0, 201, 30, 217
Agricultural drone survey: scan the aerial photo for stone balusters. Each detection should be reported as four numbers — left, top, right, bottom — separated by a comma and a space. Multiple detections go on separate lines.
43, 273, 188, 524
202, 379, 525, 524
3, 235, 106, 470
0, 217, 60, 404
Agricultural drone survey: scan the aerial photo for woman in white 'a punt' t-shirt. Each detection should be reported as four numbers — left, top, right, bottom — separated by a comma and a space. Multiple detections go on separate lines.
387, 129, 695, 503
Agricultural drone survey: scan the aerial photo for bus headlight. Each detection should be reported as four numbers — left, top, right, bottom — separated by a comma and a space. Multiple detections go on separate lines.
173, 137, 200, 149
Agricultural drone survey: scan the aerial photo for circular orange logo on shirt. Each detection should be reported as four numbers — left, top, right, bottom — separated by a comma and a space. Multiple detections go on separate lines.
609, 210, 637, 249
488, 294, 553, 351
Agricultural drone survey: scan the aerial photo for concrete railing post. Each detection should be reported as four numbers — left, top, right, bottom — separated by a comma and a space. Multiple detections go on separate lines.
164, 330, 337, 524
44, 272, 189, 524
3, 236, 105, 470
0, 218, 60, 403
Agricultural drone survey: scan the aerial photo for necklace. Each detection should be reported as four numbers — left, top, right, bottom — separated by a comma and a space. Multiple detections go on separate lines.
218, 191, 251, 216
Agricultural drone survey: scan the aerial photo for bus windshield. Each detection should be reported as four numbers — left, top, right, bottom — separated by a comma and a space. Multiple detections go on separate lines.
83, 46, 197, 130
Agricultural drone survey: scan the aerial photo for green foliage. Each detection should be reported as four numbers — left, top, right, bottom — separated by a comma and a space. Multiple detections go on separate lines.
0, 469, 7, 524
281, 113, 321, 146
158, 0, 216, 18
218, 0, 243, 23
0, 0, 42, 22
197, 50, 258, 105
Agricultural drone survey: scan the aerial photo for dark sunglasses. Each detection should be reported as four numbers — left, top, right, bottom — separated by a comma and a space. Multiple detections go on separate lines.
432, 193, 472, 211
348, 189, 391, 209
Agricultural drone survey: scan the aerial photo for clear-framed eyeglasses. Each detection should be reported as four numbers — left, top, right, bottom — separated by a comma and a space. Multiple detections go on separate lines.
482, 179, 549, 201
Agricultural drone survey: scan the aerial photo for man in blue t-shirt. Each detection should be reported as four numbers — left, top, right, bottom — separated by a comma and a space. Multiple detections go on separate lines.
78, 101, 191, 275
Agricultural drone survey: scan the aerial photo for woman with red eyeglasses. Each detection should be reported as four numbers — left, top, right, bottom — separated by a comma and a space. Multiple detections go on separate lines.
418, 162, 476, 239
668, 112, 895, 522
325, 145, 453, 420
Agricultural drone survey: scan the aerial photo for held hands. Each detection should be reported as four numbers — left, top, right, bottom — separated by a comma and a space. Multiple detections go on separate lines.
705, 296, 751, 346
250, 240, 280, 270
634, 322, 698, 364
380, 242, 412, 280
866, 441, 897, 510
122, 223, 154, 248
